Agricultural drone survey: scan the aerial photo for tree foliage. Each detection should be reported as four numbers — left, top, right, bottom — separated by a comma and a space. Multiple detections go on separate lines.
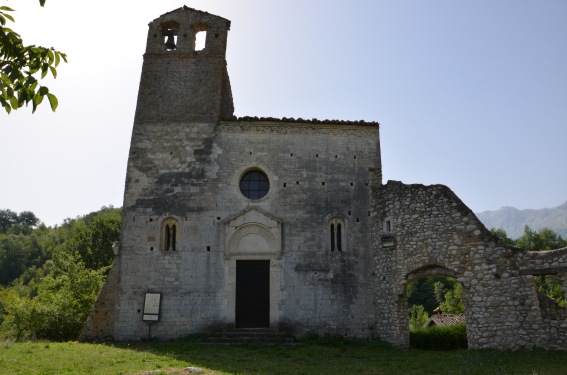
408, 304, 429, 330
1, 251, 106, 340
490, 227, 515, 246
515, 225, 566, 251
0, 1, 67, 113
408, 276, 457, 315
0, 206, 121, 341
0, 209, 39, 234
439, 282, 464, 314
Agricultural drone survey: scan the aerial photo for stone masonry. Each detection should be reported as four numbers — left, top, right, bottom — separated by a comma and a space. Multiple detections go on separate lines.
373, 181, 567, 349
81, 6, 567, 350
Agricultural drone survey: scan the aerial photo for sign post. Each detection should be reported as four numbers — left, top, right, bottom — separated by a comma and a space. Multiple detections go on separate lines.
142, 292, 161, 340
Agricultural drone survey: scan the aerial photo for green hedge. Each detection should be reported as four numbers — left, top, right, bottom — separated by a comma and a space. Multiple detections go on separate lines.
410, 323, 467, 350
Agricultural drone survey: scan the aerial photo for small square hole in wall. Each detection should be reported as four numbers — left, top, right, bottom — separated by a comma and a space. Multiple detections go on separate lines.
249, 152, 252, 155
335, 155, 338, 158
290, 153, 293, 157
149, 218, 153, 222
316, 154, 319, 157
354, 155, 357, 159
350, 182, 354, 186
322, 182, 325, 186
207, 246, 210, 252
348, 211, 352, 216
296, 181, 299, 185
217, 217, 221, 221
150, 247, 154, 251
283, 183, 287, 187
356, 218, 360, 222
365, 182, 369, 186
368, 211, 371, 216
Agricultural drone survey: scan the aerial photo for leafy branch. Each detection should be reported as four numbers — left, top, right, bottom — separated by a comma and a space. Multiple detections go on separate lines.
0, 2, 67, 114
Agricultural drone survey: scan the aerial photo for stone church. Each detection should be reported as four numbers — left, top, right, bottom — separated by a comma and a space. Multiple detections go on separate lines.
82, 6, 567, 350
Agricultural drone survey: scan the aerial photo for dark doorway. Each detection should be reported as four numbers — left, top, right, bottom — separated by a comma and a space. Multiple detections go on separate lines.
235, 260, 270, 328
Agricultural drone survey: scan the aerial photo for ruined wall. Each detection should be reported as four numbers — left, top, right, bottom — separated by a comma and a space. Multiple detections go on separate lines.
373, 180, 567, 350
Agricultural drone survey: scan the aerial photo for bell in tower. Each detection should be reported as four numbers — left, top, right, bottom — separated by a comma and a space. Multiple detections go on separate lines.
164, 29, 177, 51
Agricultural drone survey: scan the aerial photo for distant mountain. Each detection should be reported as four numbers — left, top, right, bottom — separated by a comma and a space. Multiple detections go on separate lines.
476, 202, 567, 240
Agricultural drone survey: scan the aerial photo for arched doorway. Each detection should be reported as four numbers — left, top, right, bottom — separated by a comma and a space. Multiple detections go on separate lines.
405, 266, 467, 349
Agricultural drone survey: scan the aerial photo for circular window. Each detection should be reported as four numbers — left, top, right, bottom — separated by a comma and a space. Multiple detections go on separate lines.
240, 170, 269, 200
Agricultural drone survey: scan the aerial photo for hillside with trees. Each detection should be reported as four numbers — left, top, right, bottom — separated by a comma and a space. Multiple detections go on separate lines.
0, 207, 120, 341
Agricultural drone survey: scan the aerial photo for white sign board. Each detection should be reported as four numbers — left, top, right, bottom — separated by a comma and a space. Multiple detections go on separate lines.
143, 292, 161, 322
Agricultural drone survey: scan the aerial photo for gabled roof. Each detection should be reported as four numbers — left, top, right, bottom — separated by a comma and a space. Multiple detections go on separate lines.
424, 314, 465, 328
159, 5, 231, 28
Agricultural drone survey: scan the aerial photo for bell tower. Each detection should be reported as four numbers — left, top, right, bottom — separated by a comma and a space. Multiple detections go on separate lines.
134, 6, 234, 123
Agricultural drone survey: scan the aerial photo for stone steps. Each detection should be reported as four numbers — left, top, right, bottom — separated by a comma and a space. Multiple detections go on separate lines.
204, 330, 295, 345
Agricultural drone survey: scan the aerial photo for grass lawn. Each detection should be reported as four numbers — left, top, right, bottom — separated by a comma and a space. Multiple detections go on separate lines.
1, 335, 566, 375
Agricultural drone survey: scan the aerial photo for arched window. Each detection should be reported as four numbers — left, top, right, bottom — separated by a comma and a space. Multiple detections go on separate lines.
327, 217, 346, 252
161, 217, 179, 252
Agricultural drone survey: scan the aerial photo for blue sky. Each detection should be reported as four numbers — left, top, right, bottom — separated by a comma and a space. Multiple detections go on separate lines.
1, 1, 566, 226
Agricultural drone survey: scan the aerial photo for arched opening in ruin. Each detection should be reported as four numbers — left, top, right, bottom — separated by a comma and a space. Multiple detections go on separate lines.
531, 273, 567, 320
405, 266, 468, 350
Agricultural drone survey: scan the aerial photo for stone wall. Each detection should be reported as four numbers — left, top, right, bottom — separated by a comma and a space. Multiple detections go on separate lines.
83, 7, 567, 349
373, 180, 567, 350
110, 117, 380, 340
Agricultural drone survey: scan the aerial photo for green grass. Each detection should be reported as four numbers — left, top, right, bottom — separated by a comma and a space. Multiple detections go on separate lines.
1, 335, 566, 374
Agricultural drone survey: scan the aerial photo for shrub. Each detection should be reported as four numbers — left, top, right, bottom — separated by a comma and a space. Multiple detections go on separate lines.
408, 304, 429, 330
410, 323, 467, 350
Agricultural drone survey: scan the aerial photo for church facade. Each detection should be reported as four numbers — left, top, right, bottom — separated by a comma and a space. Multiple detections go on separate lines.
82, 7, 567, 350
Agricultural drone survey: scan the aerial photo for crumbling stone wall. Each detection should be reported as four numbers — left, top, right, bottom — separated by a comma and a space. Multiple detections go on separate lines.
373, 180, 567, 350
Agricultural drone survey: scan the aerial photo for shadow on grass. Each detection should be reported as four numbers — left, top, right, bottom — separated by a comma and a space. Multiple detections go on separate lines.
108, 334, 406, 375
103, 334, 567, 375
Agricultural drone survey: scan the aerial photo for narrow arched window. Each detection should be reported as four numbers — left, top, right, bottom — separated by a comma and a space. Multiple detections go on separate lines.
330, 224, 335, 251
165, 224, 171, 251
161, 217, 179, 252
327, 217, 346, 252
